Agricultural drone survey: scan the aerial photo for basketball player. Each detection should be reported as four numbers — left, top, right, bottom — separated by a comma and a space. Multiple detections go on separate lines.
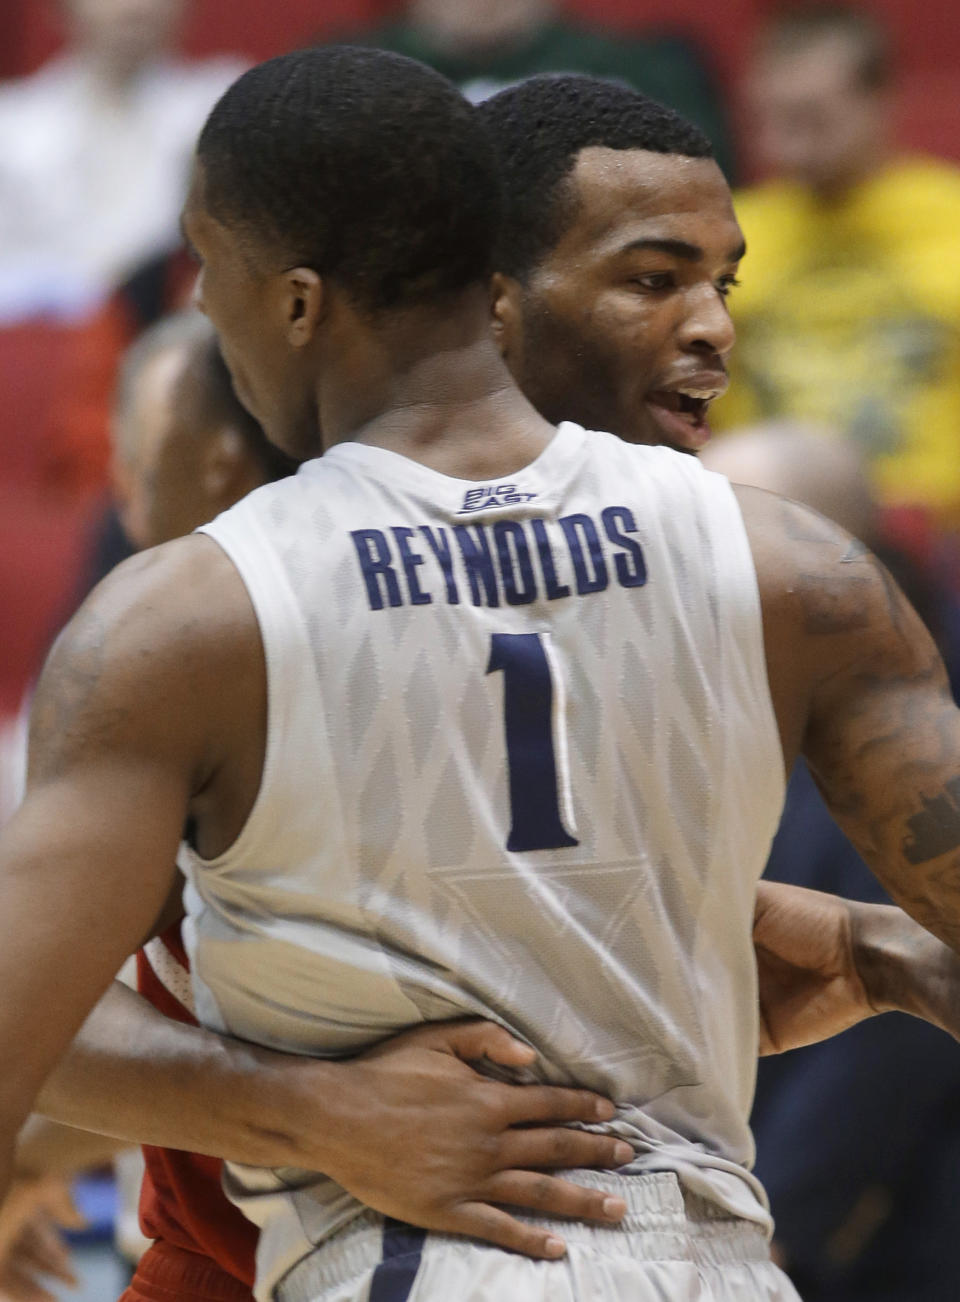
6, 311, 635, 1301
3, 51, 960, 1301
12, 73, 955, 1302
4, 71, 943, 1302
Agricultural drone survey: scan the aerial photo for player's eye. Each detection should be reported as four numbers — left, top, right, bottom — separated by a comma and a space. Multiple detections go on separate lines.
716, 275, 742, 298
630, 272, 674, 292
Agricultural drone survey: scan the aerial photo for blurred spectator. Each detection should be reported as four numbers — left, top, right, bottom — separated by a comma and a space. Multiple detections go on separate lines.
0, 0, 243, 322
712, 4, 960, 534
341, 0, 735, 176
704, 423, 960, 1302
42, 244, 198, 501
108, 311, 295, 554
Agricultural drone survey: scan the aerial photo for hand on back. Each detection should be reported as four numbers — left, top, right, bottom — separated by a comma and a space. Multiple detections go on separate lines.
277, 1019, 631, 1259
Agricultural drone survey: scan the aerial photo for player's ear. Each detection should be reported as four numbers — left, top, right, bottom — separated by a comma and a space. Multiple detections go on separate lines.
490, 271, 523, 363
282, 267, 324, 347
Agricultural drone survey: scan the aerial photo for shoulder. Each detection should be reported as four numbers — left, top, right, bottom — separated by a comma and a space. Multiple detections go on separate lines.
731, 484, 943, 767
30, 535, 261, 787
733, 483, 882, 628
55, 533, 254, 656
734, 481, 939, 701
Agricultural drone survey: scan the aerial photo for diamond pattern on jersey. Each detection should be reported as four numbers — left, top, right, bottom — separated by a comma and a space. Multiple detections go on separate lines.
429, 857, 700, 1093
671, 617, 710, 726
613, 741, 650, 857
579, 589, 609, 655
333, 547, 363, 628
423, 758, 477, 869
404, 651, 441, 775
619, 639, 657, 740
669, 724, 711, 872
188, 435, 785, 1270
567, 657, 603, 780
344, 633, 381, 754
358, 742, 403, 867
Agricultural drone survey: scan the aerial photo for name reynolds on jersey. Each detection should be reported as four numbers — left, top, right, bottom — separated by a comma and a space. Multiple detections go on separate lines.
350, 506, 647, 611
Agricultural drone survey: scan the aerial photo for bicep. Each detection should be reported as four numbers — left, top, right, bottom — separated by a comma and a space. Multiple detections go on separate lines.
0, 542, 225, 1142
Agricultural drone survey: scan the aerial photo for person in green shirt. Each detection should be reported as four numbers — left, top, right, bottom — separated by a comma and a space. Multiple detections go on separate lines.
336, 0, 735, 178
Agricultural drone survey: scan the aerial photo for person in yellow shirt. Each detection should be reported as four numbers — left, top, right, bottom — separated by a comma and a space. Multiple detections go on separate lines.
713, 4, 960, 527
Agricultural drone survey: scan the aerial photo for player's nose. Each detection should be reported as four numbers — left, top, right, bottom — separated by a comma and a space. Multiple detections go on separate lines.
678, 285, 736, 359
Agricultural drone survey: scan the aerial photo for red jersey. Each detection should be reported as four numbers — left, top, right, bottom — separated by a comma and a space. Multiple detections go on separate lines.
135, 923, 258, 1291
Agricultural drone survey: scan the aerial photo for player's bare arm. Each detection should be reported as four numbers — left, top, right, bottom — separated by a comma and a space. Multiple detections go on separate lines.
740, 484, 960, 1039
0, 541, 201, 1197
33, 979, 630, 1192
0, 536, 629, 1257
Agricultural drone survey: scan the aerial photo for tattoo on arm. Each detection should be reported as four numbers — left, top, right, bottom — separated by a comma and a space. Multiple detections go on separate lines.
787, 498, 960, 948
902, 777, 960, 865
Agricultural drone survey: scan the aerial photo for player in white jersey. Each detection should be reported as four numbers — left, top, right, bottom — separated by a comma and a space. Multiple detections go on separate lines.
11, 74, 941, 1296
3, 47, 960, 1302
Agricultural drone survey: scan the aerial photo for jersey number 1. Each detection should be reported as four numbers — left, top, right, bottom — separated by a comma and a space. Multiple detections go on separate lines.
487, 633, 579, 852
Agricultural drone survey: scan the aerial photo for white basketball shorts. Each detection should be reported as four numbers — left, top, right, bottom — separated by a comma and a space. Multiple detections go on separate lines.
274, 1170, 801, 1302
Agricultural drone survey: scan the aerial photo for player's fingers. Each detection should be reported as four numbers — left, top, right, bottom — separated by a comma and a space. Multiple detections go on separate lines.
419, 1020, 537, 1069
445, 1201, 567, 1261
485, 1170, 627, 1225
502, 1084, 616, 1125
499, 1126, 633, 1172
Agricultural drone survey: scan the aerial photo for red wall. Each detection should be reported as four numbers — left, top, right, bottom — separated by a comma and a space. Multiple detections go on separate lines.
2, 1, 958, 161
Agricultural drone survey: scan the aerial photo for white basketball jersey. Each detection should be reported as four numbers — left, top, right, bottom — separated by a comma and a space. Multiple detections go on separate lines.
181, 421, 785, 1298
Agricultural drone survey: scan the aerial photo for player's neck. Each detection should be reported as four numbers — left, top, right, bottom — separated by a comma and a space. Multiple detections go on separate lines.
318, 287, 555, 475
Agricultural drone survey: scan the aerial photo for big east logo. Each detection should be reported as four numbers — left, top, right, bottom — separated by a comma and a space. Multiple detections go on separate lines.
458, 483, 538, 514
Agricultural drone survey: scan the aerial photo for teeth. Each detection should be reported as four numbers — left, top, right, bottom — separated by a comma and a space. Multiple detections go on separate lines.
676, 388, 719, 401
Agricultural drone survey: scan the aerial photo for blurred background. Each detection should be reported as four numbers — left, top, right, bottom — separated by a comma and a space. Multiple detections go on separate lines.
1, 2, 959, 1299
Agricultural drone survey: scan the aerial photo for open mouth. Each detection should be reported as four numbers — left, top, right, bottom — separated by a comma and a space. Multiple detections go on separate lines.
644, 387, 720, 451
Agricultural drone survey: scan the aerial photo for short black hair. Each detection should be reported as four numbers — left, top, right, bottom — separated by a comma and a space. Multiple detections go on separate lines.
760, 4, 892, 92
196, 46, 501, 312
478, 75, 713, 281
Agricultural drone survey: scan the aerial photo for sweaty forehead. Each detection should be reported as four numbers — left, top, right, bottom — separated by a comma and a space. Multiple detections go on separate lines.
556, 146, 738, 257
